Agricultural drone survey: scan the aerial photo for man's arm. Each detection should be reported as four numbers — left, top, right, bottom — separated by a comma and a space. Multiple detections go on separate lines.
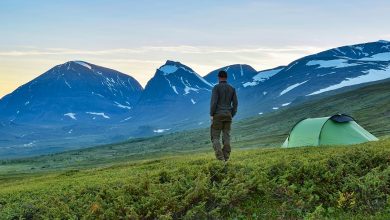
232, 88, 238, 117
210, 86, 218, 116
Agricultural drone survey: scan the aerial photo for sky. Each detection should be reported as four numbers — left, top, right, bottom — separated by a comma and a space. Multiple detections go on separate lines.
1, 0, 390, 98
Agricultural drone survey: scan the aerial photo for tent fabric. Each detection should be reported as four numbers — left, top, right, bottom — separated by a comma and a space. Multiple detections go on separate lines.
282, 114, 378, 148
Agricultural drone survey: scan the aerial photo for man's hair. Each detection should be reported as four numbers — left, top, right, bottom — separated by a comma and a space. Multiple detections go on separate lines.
218, 70, 228, 78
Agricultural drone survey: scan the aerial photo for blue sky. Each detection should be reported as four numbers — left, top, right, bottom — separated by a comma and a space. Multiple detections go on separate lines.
1, 0, 390, 97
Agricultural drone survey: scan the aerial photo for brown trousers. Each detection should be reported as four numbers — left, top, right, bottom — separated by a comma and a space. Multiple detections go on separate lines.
210, 113, 232, 161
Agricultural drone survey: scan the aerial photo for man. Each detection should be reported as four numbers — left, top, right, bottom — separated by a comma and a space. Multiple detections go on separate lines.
210, 70, 238, 161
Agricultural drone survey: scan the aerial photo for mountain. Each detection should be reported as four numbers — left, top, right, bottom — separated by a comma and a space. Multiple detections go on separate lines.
0, 61, 144, 157
138, 60, 212, 104
241, 66, 285, 88
0, 61, 143, 124
1, 41, 390, 158
204, 64, 258, 89
234, 40, 390, 116
130, 60, 212, 129
5, 78, 389, 162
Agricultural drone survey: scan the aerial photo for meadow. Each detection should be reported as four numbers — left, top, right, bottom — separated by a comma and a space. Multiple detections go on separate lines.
1, 139, 390, 219
0, 81, 389, 219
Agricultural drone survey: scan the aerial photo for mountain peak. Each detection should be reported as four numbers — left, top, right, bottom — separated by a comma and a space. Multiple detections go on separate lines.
158, 60, 195, 76
70, 60, 93, 70
55, 61, 93, 72
0, 61, 143, 124
164, 60, 182, 66
204, 64, 259, 87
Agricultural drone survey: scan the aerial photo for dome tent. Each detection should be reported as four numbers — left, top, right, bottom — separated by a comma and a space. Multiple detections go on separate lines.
282, 114, 378, 148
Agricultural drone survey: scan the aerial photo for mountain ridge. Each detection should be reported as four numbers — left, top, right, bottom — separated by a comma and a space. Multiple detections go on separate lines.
0, 61, 143, 124
0, 40, 389, 157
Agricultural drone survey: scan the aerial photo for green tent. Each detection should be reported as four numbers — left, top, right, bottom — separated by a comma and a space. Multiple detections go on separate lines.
282, 114, 378, 148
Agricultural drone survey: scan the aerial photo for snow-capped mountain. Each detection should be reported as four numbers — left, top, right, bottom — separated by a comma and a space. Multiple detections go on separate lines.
139, 60, 212, 103
204, 64, 258, 89
0, 61, 143, 124
237, 40, 390, 116
131, 60, 212, 126
1, 40, 390, 158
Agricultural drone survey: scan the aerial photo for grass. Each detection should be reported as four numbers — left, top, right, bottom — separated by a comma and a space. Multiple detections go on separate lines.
1, 139, 390, 219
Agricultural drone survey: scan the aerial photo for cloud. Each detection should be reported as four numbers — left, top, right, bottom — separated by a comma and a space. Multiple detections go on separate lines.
0, 45, 325, 57
380, 34, 390, 40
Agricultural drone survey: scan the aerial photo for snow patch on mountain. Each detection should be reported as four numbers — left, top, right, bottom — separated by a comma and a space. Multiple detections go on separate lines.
281, 102, 291, 106
120, 116, 132, 122
115, 102, 132, 109
92, 92, 104, 98
153, 128, 171, 133
181, 77, 199, 94
285, 61, 298, 71
159, 65, 178, 75
64, 113, 77, 120
280, 80, 308, 96
359, 52, 390, 61
242, 82, 258, 87
86, 112, 110, 119
308, 67, 390, 95
74, 61, 92, 70
243, 67, 284, 87
253, 68, 283, 81
64, 79, 72, 88
23, 141, 36, 147
159, 63, 206, 88
172, 86, 178, 94
184, 86, 198, 94
307, 59, 360, 68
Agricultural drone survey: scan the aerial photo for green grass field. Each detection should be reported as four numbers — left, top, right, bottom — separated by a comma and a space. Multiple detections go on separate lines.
1, 139, 390, 219
0, 81, 389, 219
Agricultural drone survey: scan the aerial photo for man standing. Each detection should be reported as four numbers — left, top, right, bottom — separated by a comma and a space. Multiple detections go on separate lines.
210, 70, 238, 161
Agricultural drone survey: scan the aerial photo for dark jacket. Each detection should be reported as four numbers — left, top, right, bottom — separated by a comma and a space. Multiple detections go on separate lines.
210, 81, 238, 117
